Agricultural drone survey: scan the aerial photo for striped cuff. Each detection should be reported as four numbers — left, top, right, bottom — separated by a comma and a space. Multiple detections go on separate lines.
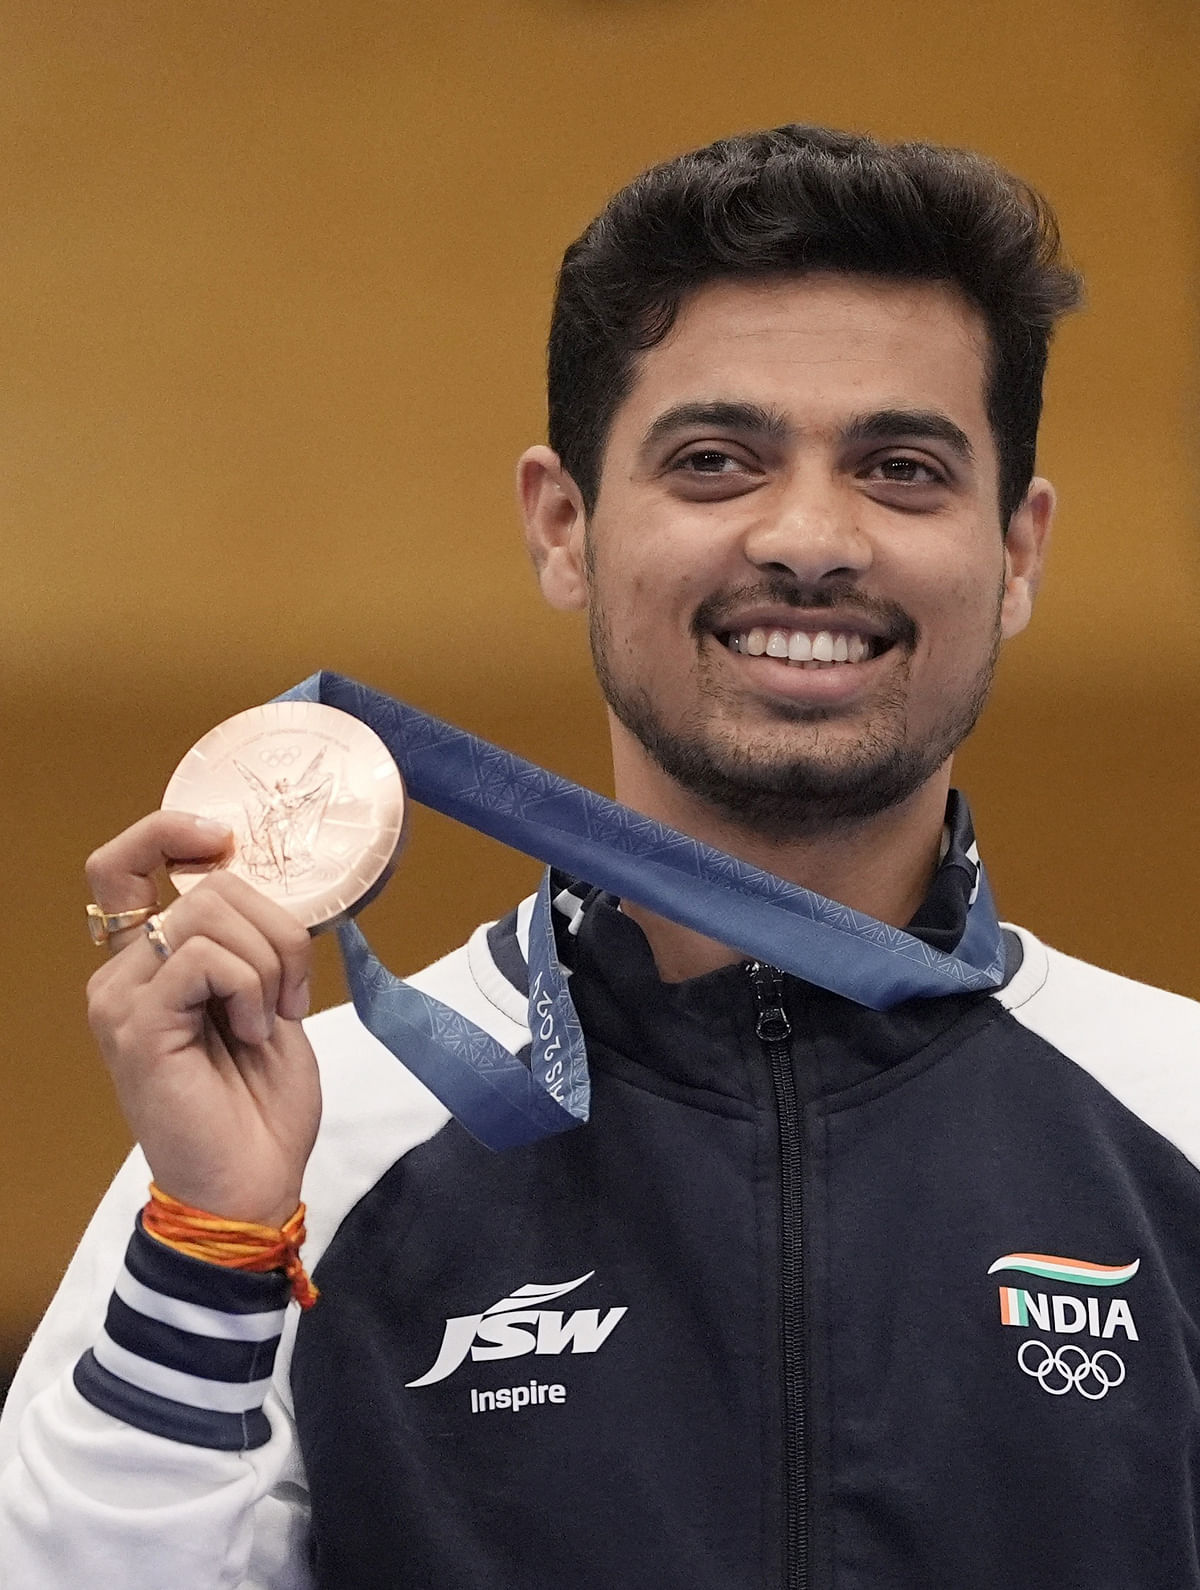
73, 1215, 291, 1451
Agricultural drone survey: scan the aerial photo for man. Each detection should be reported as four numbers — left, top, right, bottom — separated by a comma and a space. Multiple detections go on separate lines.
3, 124, 1199, 1588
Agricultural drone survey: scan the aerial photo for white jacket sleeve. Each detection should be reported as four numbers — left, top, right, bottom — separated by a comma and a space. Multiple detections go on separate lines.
0, 976, 481, 1590
0, 1146, 312, 1590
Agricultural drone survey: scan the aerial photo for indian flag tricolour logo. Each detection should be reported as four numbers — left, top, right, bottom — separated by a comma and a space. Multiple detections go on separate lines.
987, 1253, 1139, 1287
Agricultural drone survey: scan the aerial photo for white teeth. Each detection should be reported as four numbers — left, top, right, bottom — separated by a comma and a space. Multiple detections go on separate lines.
727, 627, 877, 664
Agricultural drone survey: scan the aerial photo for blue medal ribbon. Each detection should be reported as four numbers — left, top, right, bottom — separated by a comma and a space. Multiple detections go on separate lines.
279, 671, 1005, 1150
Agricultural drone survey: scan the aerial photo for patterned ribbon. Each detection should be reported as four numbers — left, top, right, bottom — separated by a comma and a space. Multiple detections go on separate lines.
279, 671, 1005, 1149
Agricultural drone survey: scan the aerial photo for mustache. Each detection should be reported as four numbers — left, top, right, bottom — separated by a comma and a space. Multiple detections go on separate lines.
692, 577, 918, 652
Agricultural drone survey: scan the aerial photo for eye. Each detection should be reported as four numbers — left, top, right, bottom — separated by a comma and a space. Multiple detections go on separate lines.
865, 455, 947, 486
674, 448, 743, 474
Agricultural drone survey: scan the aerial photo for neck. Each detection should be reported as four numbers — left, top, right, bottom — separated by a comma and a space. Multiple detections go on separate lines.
612, 750, 953, 984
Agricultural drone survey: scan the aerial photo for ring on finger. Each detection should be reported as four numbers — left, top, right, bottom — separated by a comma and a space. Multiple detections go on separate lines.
86, 902, 160, 945
144, 912, 174, 961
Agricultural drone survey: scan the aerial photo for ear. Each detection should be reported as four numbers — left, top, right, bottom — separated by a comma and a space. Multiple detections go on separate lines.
999, 476, 1055, 639
516, 445, 589, 612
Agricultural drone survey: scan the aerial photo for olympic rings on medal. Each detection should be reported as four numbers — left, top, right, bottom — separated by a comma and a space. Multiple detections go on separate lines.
1017, 1339, 1126, 1400
261, 744, 302, 768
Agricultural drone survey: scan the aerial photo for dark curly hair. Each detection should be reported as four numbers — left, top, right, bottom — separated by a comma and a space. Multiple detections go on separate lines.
547, 125, 1083, 529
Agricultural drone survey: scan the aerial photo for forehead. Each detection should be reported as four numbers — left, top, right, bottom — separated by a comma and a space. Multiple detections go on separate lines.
614, 273, 993, 448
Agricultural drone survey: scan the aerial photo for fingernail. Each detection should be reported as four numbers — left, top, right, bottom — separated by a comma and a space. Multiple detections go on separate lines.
194, 818, 233, 840
278, 979, 310, 1023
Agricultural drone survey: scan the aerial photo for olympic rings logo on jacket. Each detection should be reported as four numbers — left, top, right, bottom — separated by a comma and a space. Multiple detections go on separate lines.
1017, 1339, 1126, 1399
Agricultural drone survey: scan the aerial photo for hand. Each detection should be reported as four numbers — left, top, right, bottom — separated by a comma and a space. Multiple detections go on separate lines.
85, 811, 321, 1227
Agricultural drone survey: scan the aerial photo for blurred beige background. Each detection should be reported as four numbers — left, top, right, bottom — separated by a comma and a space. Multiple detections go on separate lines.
1, 0, 1197, 1390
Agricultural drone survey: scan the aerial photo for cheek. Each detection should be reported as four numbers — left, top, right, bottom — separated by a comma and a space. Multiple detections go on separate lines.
904, 550, 1006, 668
620, 549, 709, 632
938, 524, 1006, 602
936, 582, 1006, 671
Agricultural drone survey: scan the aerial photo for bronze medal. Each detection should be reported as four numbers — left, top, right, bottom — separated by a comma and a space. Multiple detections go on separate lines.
161, 700, 406, 930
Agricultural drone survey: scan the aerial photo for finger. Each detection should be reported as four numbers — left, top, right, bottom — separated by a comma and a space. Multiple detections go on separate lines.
86, 811, 234, 948
152, 937, 281, 1048
151, 889, 302, 1030
160, 873, 312, 1021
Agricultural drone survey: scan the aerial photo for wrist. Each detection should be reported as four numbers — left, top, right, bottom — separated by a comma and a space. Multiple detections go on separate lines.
143, 1182, 319, 1311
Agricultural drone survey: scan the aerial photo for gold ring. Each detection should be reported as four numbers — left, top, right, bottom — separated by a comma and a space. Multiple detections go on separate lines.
144, 913, 174, 961
87, 903, 160, 946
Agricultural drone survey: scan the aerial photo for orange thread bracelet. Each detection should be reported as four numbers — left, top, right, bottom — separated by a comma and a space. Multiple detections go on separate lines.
142, 1183, 319, 1310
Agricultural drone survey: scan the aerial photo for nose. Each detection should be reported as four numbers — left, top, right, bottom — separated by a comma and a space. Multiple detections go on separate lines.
740, 470, 873, 585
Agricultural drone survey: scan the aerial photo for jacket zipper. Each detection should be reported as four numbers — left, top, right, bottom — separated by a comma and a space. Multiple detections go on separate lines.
748, 961, 808, 1590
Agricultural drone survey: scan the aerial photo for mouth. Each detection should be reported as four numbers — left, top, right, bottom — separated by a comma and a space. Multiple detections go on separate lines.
717, 624, 893, 669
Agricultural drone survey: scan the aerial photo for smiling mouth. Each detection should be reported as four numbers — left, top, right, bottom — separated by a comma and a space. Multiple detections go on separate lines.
719, 625, 891, 667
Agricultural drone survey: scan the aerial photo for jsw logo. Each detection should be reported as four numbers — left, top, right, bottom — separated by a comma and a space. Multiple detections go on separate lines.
406, 1272, 627, 1388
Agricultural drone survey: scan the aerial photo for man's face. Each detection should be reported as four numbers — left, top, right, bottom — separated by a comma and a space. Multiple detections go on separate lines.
531, 273, 1048, 838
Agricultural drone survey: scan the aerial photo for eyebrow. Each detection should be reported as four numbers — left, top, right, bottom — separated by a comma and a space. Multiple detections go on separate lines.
641, 401, 792, 453
842, 408, 975, 464
640, 400, 975, 466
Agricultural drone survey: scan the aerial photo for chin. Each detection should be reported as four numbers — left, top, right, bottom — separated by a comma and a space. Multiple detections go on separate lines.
644, 735, 937, 839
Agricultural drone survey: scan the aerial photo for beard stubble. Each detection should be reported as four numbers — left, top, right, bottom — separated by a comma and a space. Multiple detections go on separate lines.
588, 574, 1003, 844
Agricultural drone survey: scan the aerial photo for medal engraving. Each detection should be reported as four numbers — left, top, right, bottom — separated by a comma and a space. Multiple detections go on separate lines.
234, 747, 335, 893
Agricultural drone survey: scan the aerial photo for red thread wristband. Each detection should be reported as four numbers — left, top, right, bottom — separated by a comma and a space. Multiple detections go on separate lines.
142, 1183, 319, 1310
